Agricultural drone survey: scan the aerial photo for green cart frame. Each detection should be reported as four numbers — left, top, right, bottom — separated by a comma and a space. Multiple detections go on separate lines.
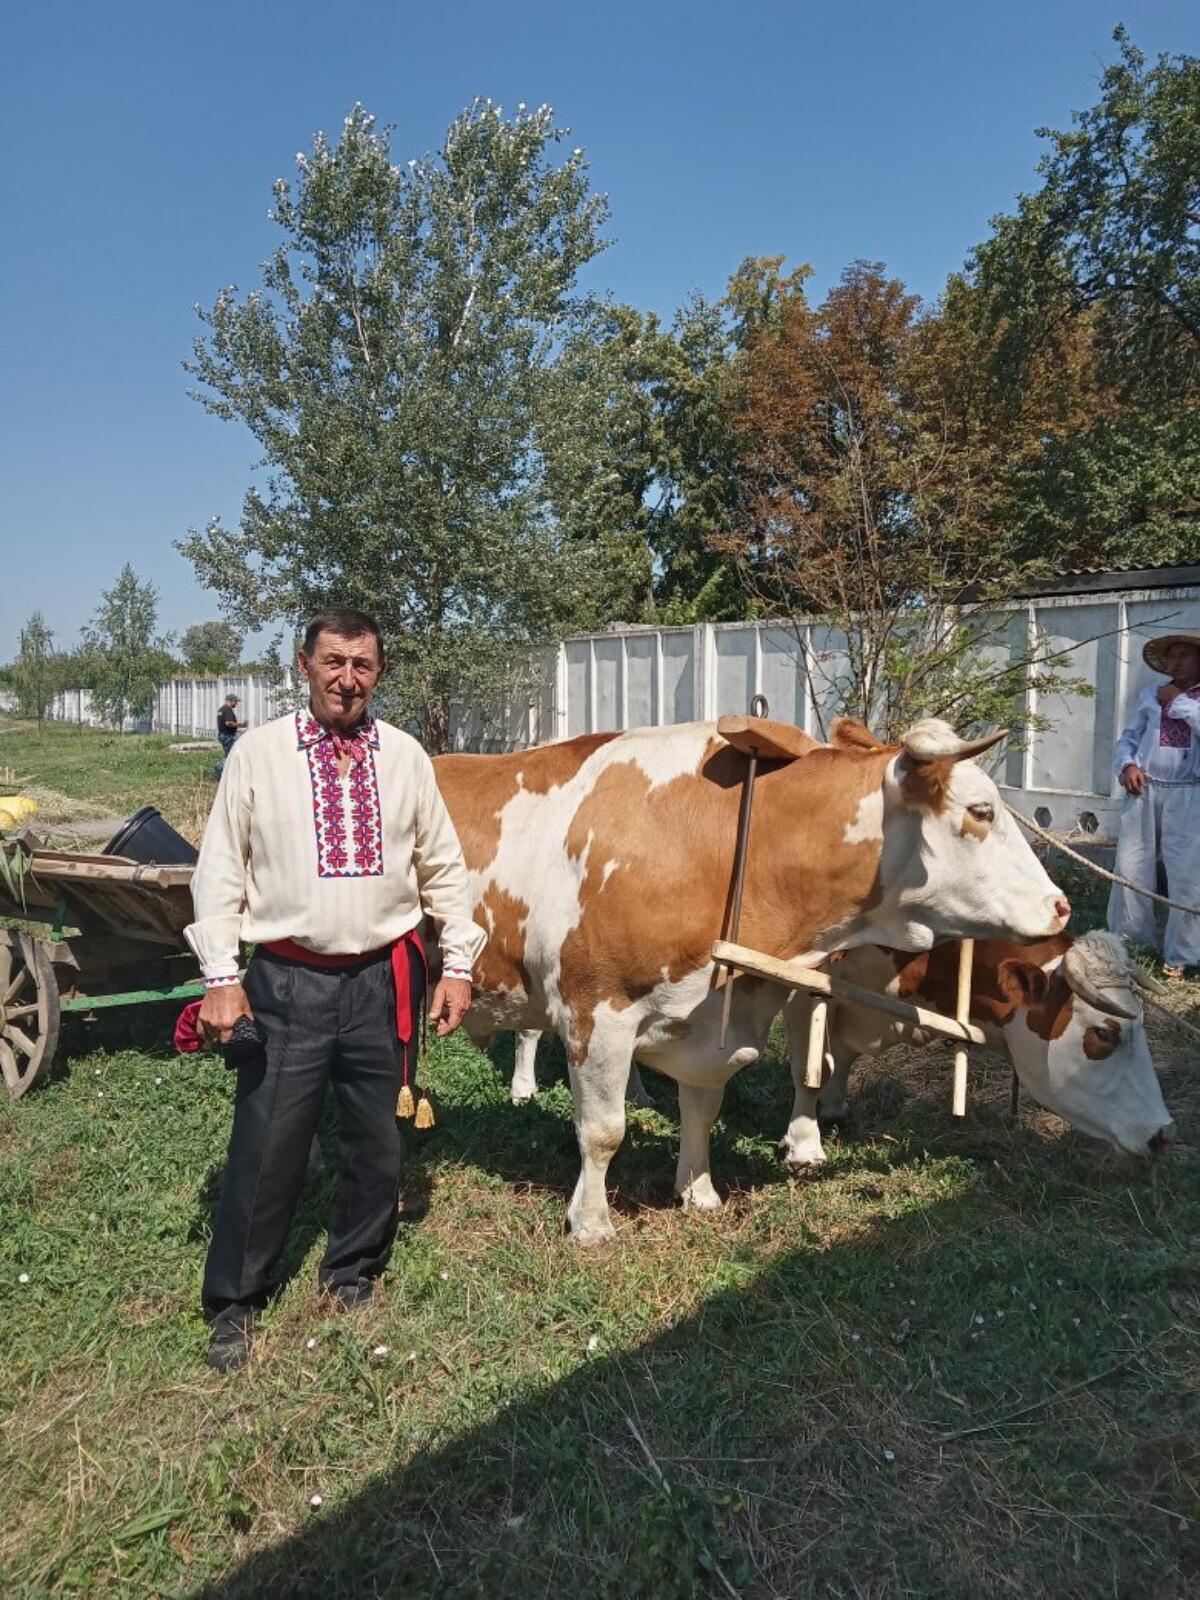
0, 836, 204, 1099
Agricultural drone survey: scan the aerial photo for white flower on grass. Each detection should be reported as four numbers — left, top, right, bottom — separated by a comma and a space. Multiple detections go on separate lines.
974, 1315, 985, 1326
439, 1271, 449, 1281
586, 1335, 600, 1353
406, 1351, 417, 1363
882, 1449, 896, 1463
305, 1337, 317, 1350
372, 1344, 389, 1358
309, 1493, 323, 1509
155, 1077, 162, 1086
17, 1272, 30, 1284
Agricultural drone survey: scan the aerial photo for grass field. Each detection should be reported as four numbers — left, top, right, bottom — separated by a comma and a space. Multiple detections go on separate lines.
1, 729, 1198, 1598
0, 718, 216, 843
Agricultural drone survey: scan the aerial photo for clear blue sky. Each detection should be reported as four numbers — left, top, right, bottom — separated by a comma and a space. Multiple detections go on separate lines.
2, 0, 1197, 661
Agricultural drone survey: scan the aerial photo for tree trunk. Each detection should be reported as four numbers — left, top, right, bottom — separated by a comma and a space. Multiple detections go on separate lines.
422, 699, 450, 756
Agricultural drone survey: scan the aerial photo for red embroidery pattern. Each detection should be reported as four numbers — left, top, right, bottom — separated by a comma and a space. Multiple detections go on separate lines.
296, 711, 384, 878
1159, 686, 1200, 749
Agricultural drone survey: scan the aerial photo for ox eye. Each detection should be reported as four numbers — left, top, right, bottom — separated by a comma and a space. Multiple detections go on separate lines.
967, 803, 994, 824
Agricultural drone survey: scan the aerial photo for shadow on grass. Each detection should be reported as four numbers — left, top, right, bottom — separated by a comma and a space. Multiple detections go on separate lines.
182, 1163, 1198, 1600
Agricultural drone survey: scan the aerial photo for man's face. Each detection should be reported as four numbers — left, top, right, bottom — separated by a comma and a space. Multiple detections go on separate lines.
1164, 642, 1200, 686
299, 631, 384, 730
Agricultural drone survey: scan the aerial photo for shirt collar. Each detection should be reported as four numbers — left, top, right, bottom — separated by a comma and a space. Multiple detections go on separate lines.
294, 708, 380, 750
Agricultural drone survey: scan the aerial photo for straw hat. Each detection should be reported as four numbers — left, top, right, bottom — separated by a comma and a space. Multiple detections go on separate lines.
1142, 632, 1200, 674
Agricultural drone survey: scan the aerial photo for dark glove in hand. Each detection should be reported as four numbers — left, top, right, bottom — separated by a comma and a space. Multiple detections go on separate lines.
224, 1016, 268, 1070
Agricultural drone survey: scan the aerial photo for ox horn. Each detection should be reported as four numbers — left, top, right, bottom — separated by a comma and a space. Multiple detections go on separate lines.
1130, 964, 1169, 996
901, 721, 1008, 764
1061, 946, 1141, 1020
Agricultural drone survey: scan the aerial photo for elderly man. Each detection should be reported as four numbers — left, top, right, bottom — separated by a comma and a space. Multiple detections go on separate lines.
1108, 630, 1200, 978
186, 607, 484, 1371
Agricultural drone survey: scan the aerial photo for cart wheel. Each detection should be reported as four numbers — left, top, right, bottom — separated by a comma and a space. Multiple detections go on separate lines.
0, 930, 60, 1099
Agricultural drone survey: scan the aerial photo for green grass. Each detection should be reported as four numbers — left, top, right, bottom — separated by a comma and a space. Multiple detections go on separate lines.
0, 718, 215, 841
1, 1010, 1197, 1598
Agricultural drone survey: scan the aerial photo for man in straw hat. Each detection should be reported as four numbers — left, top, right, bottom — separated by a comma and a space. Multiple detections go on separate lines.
1108, 630, 1200, 978
185, 606, 484, 1372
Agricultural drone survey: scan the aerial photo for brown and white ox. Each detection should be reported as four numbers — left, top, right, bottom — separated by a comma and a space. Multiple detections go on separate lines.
434, 715, 1070, 1243
779, 930, 1174, 1168
506, 930, 1173, 1174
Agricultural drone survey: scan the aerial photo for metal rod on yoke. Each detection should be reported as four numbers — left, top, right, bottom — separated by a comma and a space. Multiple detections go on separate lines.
719, 694, 769, 1050
951, 938, 975, 1118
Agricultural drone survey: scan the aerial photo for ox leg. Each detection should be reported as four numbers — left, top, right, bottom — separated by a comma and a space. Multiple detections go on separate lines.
565, 1034, 633, 1246
675, 1083, 725, 1211
778, 998, 828, 1169
816, 1043, 857, 1128
510, 1030, 541, 1103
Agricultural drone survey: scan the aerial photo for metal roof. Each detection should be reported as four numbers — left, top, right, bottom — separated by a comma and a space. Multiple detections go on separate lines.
1015, 563, 1200, 598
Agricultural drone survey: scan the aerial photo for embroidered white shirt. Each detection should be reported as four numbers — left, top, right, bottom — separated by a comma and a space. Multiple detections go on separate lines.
1114, 684, 1200, 783
185, 710, 486, 982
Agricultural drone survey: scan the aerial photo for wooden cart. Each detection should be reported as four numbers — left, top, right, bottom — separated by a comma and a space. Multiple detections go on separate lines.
0, 836, 202, 1099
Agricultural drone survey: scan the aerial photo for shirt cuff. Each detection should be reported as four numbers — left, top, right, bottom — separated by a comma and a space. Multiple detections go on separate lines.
204, 972, 242, 988
443, 966, 473, 981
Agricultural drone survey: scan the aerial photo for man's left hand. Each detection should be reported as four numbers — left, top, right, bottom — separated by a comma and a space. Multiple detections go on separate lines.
429, 976, 472, 1038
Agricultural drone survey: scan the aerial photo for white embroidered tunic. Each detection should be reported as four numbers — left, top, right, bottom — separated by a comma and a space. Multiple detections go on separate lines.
185, 710, 486, 982
1113, 684, 1200, 783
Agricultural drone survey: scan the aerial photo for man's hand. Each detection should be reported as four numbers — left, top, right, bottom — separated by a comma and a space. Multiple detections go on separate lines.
1120, 763, 1147, 797
428, 976, 472, 1038
1156, 682, 1178, 707
198, 981, 254, 1045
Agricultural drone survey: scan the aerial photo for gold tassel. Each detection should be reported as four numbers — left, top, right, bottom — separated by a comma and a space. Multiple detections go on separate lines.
414, 1094, 435, 1130
396, 1083, 415, 1119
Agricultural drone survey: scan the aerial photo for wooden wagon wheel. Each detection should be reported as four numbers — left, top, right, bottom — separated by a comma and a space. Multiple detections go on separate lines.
0, 930, 60, 1099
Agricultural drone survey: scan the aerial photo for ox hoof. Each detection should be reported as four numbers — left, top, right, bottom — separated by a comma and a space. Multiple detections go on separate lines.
677, 1178, 723, 1212
568, 1214, 617, 1247
778, 1137, 827, 1172
510, 1090, 535, 1105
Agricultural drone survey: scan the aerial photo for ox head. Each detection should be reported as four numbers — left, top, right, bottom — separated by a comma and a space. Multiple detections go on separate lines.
879, 720, 1070, 945
997, 931, 1174, 1156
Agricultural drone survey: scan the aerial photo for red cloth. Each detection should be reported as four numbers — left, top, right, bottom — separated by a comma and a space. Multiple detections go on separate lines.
175, 1001, 204, 1053
261, 930, 426, 1045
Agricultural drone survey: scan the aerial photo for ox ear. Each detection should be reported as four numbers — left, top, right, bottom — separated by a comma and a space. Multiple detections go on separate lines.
717, 715, 819, 763
997, 958, 1052, 1009
830, 717, 886, 752
901, 721, 1008, 764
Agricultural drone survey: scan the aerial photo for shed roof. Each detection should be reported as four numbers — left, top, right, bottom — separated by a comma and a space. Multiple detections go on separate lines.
1016, 562, 1200, 598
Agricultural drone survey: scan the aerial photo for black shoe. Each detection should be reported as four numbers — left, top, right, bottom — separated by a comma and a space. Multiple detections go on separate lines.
329, 1279, 375, 1312
206, 1312, 255, 1372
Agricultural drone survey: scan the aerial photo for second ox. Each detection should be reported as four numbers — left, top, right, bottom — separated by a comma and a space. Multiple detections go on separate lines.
435, 715, 1070, 1243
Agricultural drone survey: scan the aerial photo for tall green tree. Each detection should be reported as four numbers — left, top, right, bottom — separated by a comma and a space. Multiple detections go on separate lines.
180, 620, 243, 675
180, 102, 652, 750
11, 612, 58, 729
968, 27, 1200, 564
81, 565, 174, 731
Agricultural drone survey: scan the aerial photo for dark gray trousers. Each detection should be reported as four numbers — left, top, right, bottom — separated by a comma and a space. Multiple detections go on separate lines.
202, 942, 425, 1320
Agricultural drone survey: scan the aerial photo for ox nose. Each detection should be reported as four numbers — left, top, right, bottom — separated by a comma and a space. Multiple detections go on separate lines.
1054, 897, 1071, 925
1148, 1123, 1176, 1156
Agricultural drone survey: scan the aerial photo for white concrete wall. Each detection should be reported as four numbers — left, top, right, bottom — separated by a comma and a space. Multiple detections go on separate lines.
533, 587, 1200, 838
46, 673, 292, 737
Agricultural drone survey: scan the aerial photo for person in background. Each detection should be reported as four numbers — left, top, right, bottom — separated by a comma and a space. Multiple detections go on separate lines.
185, 607, 484, 1372
216, 693, 245, 757
1108, 631, 1200, 978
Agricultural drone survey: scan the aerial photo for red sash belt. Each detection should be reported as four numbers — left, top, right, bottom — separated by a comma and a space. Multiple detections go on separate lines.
262, 929, 427, 1045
